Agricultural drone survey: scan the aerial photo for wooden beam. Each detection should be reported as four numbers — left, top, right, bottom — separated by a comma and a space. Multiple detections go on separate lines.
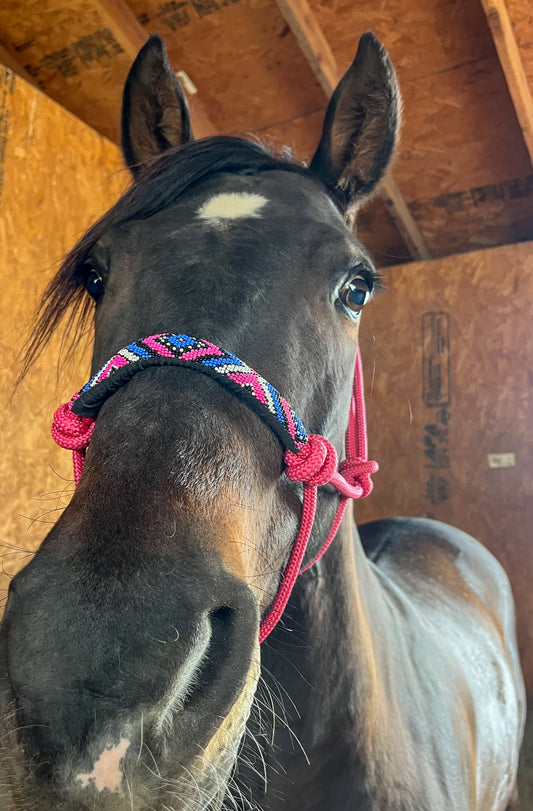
480, 0, 533, 167
93, 0, 216, 137
381, 176, 431, 261
0, 39, 37, 85
274, 0, 430, 262
275, 0, 338, 97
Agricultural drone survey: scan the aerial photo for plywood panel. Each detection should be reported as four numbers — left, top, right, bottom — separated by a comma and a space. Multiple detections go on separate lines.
0, 67, 126, 610
398, 56, 531, 199
356, 242, 533, 688
395, 55, 533, 256
506, 0, 533, 49
0, 0, 325, 138
312, 0, 533, 259
256, 22, 533, 261
506, 0, 533, 134
312, 0, 497, 82
407, 174, 533, 257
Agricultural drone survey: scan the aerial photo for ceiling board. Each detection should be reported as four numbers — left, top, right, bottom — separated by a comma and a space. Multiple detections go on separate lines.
397, 56, 532, 199
311, 0, 497, 82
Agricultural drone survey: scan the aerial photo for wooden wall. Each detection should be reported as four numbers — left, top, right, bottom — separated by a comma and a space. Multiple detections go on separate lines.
356, 242, 533, 690
0, 67, 126, 609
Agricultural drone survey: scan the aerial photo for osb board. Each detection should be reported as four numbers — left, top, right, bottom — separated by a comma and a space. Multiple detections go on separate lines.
129, 0, 325, 132
0, 67, 126, 610
397, 56, 531, 201
506, 0, 533, 96
355, 242, 533, 688
506, 0, 533, 49
355, 198, 418, 268
312, 1, 533, 255
313, 0, 497, 83
394, 54, 533, 256
0, 0, 138, 142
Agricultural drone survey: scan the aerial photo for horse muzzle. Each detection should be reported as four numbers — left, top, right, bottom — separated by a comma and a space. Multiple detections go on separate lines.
0, 537, 259, 810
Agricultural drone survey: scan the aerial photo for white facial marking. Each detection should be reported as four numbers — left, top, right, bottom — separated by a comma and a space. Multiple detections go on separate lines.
76, 737, 130, 793
197, 192, 267, 225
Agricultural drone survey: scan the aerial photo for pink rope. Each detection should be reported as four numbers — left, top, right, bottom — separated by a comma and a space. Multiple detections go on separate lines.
259, 351, 378, 641
51, 402, 95, 486
51, 348, 377, 642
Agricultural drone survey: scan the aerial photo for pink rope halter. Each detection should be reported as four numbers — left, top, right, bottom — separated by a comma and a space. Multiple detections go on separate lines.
51, 333, 377, 643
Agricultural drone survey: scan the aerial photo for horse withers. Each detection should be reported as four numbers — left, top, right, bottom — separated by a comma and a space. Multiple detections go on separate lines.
0, 33, 525, 811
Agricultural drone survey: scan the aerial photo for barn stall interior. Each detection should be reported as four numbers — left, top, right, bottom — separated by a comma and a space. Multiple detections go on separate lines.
0, 0, 532, 807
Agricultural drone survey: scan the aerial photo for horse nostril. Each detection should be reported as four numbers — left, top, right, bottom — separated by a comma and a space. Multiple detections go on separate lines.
176, 606, 237, 708
210, 605, 235, 633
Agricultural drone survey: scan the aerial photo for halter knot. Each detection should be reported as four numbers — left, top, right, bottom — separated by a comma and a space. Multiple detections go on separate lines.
284, 434, 338, 487
339, 457, 379, 498
51, 402, 95, 451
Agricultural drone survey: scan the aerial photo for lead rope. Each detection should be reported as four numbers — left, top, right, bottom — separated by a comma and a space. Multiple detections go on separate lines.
51, 346, 377, 643
259, 350, 377, 642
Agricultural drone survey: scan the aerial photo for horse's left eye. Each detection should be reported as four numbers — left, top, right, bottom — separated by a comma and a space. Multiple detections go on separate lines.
85, 268, 104, 301
338, 276, 372, 316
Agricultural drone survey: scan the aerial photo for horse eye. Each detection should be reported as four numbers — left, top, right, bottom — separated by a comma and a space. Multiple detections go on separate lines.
85, 268, 104, 301
339, 276, 372, 315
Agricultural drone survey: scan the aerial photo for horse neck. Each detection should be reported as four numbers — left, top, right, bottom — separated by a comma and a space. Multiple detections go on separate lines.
259, 515, 391, 761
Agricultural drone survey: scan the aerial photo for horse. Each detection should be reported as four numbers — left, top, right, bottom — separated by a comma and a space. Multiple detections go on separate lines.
0, 32, 525, 811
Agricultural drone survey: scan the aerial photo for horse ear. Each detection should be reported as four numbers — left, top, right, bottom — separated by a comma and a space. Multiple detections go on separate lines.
310, 32, 400, 213
121, 35, 193, 175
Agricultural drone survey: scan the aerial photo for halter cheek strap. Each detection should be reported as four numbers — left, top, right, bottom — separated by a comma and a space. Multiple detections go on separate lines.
51, 333, 378, 643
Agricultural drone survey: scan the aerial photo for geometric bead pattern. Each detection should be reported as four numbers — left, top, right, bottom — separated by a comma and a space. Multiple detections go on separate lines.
72, 333, 308, 453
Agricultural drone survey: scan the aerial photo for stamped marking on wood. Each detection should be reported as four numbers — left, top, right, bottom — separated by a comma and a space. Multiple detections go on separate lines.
422, 312, 452, 511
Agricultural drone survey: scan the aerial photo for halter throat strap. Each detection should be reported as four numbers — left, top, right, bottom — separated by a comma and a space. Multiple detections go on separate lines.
51, 333, 378, 643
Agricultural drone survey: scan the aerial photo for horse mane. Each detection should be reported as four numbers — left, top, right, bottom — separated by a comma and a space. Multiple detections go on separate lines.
19, 136, 310, 381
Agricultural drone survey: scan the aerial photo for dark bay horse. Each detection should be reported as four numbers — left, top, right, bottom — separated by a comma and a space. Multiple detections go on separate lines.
0, 33, 525, 810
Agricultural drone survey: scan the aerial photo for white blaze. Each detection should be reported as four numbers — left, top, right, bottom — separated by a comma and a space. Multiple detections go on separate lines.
76, 737, 130, 793
197, 192, 267, 225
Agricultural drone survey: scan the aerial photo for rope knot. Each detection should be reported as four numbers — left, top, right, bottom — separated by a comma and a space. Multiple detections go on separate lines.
51, 402, 95, 451
339, 457, 379, 498
285, 434, 338, 487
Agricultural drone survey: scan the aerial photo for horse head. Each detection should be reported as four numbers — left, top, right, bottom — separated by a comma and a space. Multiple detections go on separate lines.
0, 33, 399, 810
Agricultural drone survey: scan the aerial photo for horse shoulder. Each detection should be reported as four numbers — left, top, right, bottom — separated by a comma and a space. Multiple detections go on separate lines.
359, 516, 517, 642
358, 517, 525, 811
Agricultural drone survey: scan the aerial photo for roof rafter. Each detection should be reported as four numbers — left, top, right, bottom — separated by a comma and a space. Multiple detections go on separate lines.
480, 0, 533, 167
275, 0, 431, 261
0, 39, 37, 84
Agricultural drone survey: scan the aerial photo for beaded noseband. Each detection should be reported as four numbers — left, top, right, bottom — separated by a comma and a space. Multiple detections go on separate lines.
51, 333, 378, 643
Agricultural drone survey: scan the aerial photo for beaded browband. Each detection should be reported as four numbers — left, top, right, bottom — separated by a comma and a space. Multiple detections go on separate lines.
51, 332, 378, 642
